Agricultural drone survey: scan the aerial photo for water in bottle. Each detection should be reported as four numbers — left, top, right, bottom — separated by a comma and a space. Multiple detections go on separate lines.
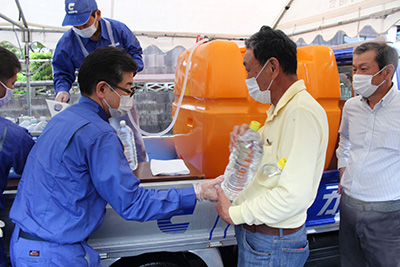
222, 121, 264, 201
34, 116, 48, 132
117, 120, 138, 171
19, 116, 32, 129
261, 157, 287, 177
26, 118, 38, 133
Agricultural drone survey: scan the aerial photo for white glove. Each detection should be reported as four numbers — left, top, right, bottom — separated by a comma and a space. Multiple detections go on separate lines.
194, 175, 224, 201
0, 220, 5, 238
55, 91, 70, 103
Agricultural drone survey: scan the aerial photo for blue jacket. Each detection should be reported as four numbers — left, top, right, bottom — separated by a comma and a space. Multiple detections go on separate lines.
0, 117, 34, 209
10, 96, 195, 244
52, 17, 146, 162
52, 18, 144, 94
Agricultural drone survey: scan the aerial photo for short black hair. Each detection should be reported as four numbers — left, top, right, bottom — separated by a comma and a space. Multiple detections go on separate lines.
245, 26, 297, 75
354, 42, 399, 71
78, 46, 138, 96
0, 47, 21, 81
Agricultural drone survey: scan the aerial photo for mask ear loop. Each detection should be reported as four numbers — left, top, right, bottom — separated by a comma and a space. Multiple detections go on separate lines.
372, 66, 387, 88
106, 83, 122, 98
373, 65, 386, 78
256, 59, 270, 80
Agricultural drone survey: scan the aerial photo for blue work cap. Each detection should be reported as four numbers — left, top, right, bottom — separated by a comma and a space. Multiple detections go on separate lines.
62, 0, 98, 26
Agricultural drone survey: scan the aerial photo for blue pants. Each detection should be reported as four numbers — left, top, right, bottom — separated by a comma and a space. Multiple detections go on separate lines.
235, 224, 309, 266
10, 226, 100, 267
0, 237, 8, 267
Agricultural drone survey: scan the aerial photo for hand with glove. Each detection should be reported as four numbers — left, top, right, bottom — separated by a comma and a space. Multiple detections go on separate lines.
55, 91, 70, 103
194, 175, 224, 201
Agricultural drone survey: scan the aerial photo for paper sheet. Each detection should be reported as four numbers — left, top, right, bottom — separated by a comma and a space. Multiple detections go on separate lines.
150, 159, 190, 176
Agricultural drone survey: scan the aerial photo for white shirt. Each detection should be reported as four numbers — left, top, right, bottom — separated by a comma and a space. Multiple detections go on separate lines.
336, 86, 400, 202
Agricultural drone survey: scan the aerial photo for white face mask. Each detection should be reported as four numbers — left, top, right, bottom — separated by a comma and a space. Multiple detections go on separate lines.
353, 66, 386, 98
245, 59, 274, 104
0, 81, 13, 108
103, 84, 133, 118
72, 16, 98, 38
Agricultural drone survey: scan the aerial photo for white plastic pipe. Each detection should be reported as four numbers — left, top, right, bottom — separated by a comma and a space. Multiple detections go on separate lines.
128, 38, 208, 136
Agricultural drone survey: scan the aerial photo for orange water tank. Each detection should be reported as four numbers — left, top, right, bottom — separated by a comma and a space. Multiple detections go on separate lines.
173, 40, 341, 178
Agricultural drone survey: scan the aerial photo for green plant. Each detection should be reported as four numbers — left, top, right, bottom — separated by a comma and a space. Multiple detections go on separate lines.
30, 52, 53, 81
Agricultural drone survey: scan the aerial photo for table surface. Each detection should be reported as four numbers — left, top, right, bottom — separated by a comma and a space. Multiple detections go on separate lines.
6, 160, 204, 190
133, 160, 205, 183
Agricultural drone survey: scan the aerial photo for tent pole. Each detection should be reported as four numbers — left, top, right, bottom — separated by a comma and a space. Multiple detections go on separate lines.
272, 0, 295, 30
14, 0, 32, 116
22, 30, 31, 116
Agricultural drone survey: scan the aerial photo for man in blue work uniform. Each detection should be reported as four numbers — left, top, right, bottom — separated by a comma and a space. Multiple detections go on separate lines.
53, 0, 147, 162
9, 46, 223, 266
0, 47, 35, 267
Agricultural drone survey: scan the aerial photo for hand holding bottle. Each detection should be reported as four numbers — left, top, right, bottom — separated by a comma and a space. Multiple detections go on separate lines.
229, 123, 250, 152
215, 186, 235, 225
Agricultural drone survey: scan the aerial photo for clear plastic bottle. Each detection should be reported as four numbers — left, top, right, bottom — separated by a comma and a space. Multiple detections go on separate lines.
26, 118, 38, 133
117, 120, 138, 171
222, 121, 264, 201
19, 116, 31, 129
261, 157, 287, 177
33, 116, 48, 132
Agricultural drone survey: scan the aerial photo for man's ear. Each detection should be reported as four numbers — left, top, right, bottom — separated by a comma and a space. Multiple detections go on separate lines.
95, 81, 108, 99
383, 64, 395, 80
96, 9, 101, 21
269, 57, 280, 79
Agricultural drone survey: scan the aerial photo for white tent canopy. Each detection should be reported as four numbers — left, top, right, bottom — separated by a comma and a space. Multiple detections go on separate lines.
1, 0, 399, 51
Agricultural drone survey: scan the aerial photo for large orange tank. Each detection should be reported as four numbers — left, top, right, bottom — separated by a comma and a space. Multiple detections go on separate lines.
173, 40, 341, 178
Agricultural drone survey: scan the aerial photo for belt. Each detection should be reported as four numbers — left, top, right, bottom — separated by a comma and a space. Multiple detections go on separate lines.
343, 193, 400, 213
243, 224, 303, 236
19, 229, 48, 242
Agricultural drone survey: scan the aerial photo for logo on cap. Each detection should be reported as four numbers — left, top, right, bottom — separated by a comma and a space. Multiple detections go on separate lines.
68, 3, 78, 14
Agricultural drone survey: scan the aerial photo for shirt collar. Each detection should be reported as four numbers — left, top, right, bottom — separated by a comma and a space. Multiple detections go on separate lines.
79, 95, 109, 122
379, 84, 396, 108
360, 83, 396, 108
266, 80, 306, 122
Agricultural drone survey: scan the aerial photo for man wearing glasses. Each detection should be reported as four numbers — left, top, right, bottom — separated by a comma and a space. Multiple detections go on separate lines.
53, 0, 147, 162
9, 46, 224, 266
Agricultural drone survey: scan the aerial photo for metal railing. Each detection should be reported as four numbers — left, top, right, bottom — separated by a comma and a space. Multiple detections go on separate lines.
13, 73, 175, 97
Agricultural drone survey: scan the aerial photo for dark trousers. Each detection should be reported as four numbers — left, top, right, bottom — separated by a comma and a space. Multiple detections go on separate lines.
339, 193, 400, 267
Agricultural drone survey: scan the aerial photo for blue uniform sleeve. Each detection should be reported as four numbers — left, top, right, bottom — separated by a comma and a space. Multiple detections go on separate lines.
117, 22, 144, 72
87, 132, 195, 221
11, 128, 35, 175
0, 122, 34, 178
52, 33, 79, 94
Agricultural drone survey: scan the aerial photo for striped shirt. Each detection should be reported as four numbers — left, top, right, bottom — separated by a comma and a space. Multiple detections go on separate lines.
336, 86, 400, 201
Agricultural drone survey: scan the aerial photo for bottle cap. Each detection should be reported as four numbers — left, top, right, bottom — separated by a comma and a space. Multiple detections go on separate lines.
120, 120, 126, 126
277, 157, 287, 169
249, 121, 261, 131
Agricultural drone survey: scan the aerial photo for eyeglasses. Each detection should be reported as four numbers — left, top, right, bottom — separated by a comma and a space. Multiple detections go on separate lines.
111, 84, 136, 97
105, 81, 136, 97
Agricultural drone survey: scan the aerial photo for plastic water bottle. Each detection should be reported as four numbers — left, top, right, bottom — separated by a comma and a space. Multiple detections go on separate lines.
26, 118, 38, 133
222, 121, 264, 201
34, 116, 47, 132
117, 120, 138, 171
19, 116, 32, 128
261, 157, 287, 177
